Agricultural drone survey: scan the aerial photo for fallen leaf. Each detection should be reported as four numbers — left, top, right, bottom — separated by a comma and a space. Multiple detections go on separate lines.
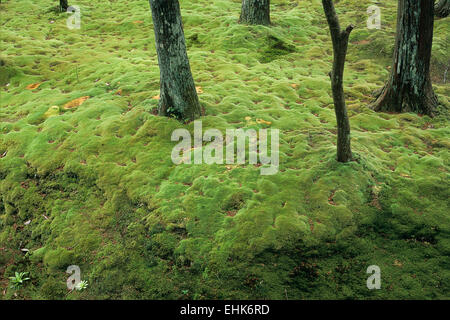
115, 89, 122, 96
63, 96, 89, 110
133, 20, 144, 24
24, 220, 31, 225
196, 86, 203, 94
394, 260, 403, 267
290, 84, 298, 89
26, 83, 41, 90
152, 95, 160, 100
245, 116, 252, 121
44, 106, 60, 118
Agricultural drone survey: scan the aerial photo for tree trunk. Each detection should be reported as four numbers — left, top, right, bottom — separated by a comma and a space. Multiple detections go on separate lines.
435, 0, 449, 18
240, 0, 271, 25
371, 0, 438, 117
60, 0, 69, 12
322, 0, 353, 163
149, 0, 201, 121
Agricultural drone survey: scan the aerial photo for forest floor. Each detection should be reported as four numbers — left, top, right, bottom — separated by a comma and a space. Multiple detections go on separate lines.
0, 0, 449, 299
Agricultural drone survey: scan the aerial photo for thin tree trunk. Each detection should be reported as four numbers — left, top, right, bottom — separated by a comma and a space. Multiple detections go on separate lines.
60, 0, 69, 12
322, 0, 353, 163
371, 0, 438, 116
435, 0, 449, 18
240, 0, 271, 25
149, 0, 201, 121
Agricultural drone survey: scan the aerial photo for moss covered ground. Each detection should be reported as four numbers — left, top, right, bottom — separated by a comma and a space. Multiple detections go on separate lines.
0, 0, 449, 299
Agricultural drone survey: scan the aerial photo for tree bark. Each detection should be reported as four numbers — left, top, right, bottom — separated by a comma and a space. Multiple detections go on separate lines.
435, 0, 449, 18
240, 0, 271, 25
322, 0, 353, 163
149, 0, 201, 121
371, 0, 438, 117
60, 0, 69, 12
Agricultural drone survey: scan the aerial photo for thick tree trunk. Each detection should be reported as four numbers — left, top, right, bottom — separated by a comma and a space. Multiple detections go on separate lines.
322, 0, 353, 163
60, 0, 69, 12
240, 0, 271, 25
371, 0, 438, 117
149, 0, 201, 121
435, 0, 449, 18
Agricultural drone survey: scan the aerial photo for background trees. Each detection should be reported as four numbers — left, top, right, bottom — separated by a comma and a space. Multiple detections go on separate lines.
149, 0, 201, 121
322, 0, 354, 162
240, 0, 271, 25
371, 0, 438, 116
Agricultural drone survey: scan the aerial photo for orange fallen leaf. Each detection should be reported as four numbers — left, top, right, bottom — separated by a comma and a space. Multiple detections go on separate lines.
115, 89, 122, 96
152, 95, 160, 100
63, 96, 89, 110
196, 86, 203, 94
290, 84, 298, 89
133, 20, 144, 24
26, 83, 41, 90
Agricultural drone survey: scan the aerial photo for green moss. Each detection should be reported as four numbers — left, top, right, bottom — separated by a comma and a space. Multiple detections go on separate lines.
0, 61, 17, 86
29, 247, 47, 263
258, 35, 296, 63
